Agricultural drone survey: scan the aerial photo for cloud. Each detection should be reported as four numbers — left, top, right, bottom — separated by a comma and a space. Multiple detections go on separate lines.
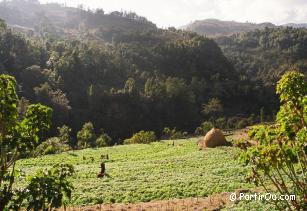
40, 0, 307, 27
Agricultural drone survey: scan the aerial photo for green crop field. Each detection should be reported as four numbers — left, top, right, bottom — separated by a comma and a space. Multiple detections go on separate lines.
16, 138, 269, 208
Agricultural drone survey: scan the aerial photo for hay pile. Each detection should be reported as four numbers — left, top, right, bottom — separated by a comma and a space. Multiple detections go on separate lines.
198, 128, 228, 149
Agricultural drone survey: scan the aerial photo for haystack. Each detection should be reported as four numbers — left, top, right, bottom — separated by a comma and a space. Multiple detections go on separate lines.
198, 128, 228, 149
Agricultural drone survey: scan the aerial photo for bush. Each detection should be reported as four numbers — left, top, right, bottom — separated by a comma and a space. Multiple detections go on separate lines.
194, 121, 214, 135
77, 122, 96, 149
57, 125, 72, 145
124, 131, 157, 144
239, 71, 307, 210
163, 127, 187, 139
226, 117, 250, 129
96, 131, 112, 147
17, 164, 74, 210
214, 117, 226, 129
34, 137, 70, 156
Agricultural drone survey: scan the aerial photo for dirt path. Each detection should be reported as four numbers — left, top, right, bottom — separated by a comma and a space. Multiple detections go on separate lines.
60, 190, 248, 211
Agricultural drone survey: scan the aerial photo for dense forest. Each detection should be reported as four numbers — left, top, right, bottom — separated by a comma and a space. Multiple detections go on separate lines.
0, 0, 306, 146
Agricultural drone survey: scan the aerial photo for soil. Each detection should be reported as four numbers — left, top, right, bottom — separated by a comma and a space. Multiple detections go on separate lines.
59, 191, 240, 211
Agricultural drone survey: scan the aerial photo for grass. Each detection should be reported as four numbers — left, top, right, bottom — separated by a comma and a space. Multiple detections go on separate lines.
16, 138, 255, 206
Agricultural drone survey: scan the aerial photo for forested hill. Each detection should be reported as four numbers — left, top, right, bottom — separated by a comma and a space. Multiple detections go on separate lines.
0, 4, 266, 144
0, 0, 156, 42
215, 27, 307, 86
0, 0, 305, 146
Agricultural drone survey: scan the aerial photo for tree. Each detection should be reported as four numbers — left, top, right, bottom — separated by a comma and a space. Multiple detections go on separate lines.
96, 129, 112, 147
0, 74, 70, 210
0, 19, 6, 30
58, 125, 72, 145
77, 122, 96, 149
123, 77, 136, 95
202, 98, 223, 118
239, 71, 307, 210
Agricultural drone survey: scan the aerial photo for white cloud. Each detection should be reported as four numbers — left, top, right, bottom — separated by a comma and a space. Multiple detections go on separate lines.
39, 0, 307, 27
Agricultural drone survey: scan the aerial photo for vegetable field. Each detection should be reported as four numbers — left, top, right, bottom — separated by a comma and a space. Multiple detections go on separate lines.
17, 138, 253, 206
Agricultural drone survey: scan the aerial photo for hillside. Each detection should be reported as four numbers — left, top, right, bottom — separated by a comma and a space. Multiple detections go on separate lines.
1, 6, 264, 143
0, 0, 156, 41
215, 27, 307, 86
181, 19, 276, 37
16, 138, 272, 210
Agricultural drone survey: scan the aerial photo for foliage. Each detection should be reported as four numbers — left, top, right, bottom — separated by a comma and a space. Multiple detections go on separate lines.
16, 164, 74, 210
163, 127, 187, 140
77, 122, 96, 149
239, 71, 307, 210
34, 137, 70, 156
124, 130, 157, 144
0, 74, 54, 210
194, 121, 214, 135
58, 125, 72, 145
215, 117, 227, 129
202, 98, 223, 118
0, 15, 264, 143
96, 130, 112, 147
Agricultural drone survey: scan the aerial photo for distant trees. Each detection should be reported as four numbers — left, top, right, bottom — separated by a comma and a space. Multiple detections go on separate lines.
1, 16, 305, 145
77, 122, 112, 149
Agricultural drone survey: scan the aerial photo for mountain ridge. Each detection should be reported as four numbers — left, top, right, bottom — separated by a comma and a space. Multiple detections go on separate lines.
181, 19, 307, 37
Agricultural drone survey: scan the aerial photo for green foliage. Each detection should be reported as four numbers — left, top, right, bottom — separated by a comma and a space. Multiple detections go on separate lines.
21, 164, 74, 210
35, 137, 70, 156
124, 130, 157, 144
226, 117, 252, 130
215, 117, 227, 129
0, 74, 57, 210
77, 122, 96, 149
194, 121, 214, 135
96, 130, 112, 147
239, 71, 307, 210
58, 125, 72, 145
163, 127, 187, 140
202, 98, 223, 118
0, 15, 268, 141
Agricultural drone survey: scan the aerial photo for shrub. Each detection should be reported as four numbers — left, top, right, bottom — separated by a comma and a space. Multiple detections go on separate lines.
124, 131, 157, 144
163, 127, 187, 139
34, 137, 70, 156
14, 164, 75, 210
215, 117, 226, 129
77, 122, 96, 149
194, 121, 214, 135
239, 71, 307, 210
96, 131, 112, 147
58, 125, 72, 145
226, 117, 250, 129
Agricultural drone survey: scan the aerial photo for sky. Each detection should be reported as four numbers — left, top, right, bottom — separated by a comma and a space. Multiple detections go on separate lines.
39, 0, 307, 27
